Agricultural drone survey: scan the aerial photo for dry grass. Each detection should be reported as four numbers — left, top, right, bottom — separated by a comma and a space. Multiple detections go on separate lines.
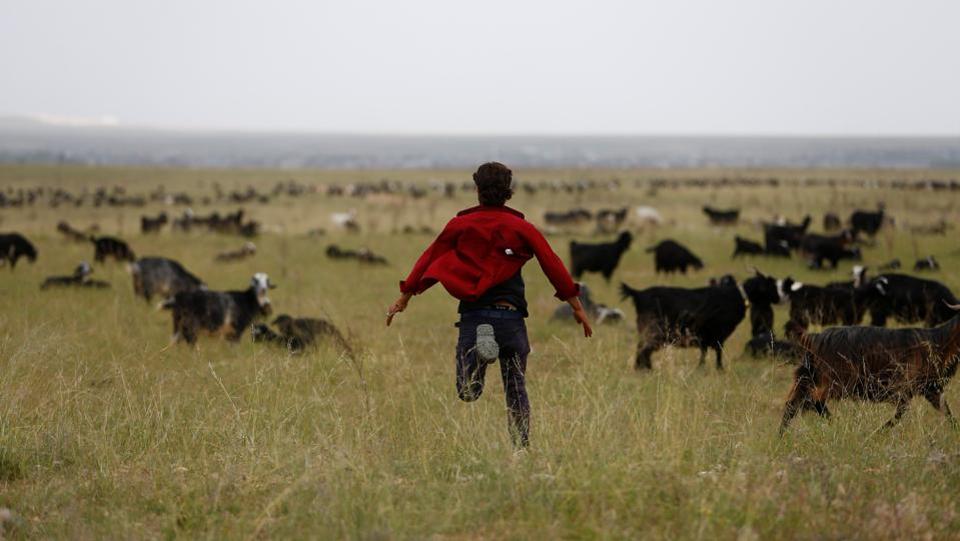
1, 164, 959, 539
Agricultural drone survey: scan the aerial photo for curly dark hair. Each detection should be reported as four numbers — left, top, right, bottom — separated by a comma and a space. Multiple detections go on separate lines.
473, 162, 513, 207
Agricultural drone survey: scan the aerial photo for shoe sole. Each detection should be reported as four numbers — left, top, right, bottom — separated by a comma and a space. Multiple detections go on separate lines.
475, 323, 499, 363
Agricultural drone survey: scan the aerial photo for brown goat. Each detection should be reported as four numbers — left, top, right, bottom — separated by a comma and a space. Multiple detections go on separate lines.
779, 303, 960, 435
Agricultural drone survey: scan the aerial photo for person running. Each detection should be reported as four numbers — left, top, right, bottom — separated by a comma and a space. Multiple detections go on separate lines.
386, 162, 592, 447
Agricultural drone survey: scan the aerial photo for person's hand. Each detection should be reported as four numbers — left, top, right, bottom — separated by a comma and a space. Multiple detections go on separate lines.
573, 306, 593, 337
567, 296, 593, 338
386, 293, 412, 326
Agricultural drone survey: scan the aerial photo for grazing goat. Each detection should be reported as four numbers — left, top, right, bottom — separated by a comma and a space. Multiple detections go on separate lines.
596, 207, 628, 233
702, 206, 739, 225
764, 215, 811, 251
92, 236, 135, 263
551, 283, 624, 324
0, 233, 37, 269
215, 242, 257, 262
252, 314, 351, 354
140, 212, 168, 234
850, 204, 885, 237
743, 270, 784, 337
778, 277, 867, 335
129, 257, 205, 302
732, 236, 764, 258
40, 262, 110, 290
779, 305, 960, 435
799, 230, 860, 269
863, 272, 958, 327
56, 221, 90, 242
878, 258, 901, 271
163, 273, 275, 344
620, 278, 749, 370
646, 240, 703, 274
326, 244, 388, 265
569, 231, 632, 281
914, 256, 940, 271
544, 208, 592, 226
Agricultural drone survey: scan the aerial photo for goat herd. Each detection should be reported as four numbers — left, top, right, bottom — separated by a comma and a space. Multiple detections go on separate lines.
2, 180, 959, 436
555, 203, 959, 434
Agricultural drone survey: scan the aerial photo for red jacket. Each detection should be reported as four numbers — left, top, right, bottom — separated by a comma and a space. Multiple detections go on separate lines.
400, 205, 580, 301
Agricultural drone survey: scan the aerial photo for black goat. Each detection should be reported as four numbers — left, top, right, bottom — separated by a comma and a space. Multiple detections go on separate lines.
702, 206, 739, 225
620, 279, 749, 370
778, 277, 867, 335
863, 272, 958, 327
141, 212, 168, 234
92, 236, 136, 263
0, 233, 37, 269
850, 205, 885, 237
732, 236, 764, 258
799, 230, 860, 269
646, 240, 703, 274
569, 231, 632, 281
764, 215, 811, 251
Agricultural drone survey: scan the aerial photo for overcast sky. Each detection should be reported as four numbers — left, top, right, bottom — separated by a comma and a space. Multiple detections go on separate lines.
2, 0, 958, 135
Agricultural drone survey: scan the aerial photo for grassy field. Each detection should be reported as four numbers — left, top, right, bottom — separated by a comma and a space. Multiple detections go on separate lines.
1, 164, 960, 539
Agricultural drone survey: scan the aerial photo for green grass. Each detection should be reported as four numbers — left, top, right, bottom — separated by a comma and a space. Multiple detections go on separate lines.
1, 164, 959, 539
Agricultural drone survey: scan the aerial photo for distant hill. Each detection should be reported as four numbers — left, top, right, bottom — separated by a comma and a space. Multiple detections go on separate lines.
0, 116, 958, 169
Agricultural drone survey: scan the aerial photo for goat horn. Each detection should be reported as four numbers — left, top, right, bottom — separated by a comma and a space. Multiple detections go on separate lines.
944, 300, 960, 310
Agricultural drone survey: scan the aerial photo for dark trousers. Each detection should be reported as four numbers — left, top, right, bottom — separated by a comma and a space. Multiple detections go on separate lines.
456, 310, 531, 447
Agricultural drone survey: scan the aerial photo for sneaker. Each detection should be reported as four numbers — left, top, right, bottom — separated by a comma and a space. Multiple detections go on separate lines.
475, 323, 499, 364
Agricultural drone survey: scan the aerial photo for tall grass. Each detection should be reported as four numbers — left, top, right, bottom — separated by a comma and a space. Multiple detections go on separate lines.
1, 164, 959, 538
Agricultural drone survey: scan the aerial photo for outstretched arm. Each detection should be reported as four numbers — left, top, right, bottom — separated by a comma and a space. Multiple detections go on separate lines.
524, 224, 591, 337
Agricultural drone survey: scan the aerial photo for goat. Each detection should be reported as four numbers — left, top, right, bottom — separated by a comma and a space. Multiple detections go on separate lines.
551, 283, 624, 324
914, 256, 940, 271
778, 277, 867, 335
620, 278, 748, 370
850, 204, 885, 237
163, 273, 275, 344
140, 212, 168, 234
252, 314, 351, 354
215, 242, 257, 262
799, 230, 860, 269
40, 261, 109, 289
862, 272, 958, 327
92, 236, 135, 263
129, 257, 205, 302
596, 207, 628, 232
732, 235, 764, 258
326, 244, 388, 265
0, 233, 37, 269
763, 215, 811, 251
779, 304, 960, 435
56, 221, 91, 242
544, 208, 592, 226
646, 239, 703, 274
702, 206, 739, 225
569, 231, 632, 281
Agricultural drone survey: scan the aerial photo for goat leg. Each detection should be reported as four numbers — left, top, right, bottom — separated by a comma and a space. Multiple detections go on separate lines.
713, 345, 724, 371
923, 390, 957, 426
882, 399, 910, 430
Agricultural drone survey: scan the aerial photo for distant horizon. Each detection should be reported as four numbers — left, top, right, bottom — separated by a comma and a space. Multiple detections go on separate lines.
3, 114, 959, 139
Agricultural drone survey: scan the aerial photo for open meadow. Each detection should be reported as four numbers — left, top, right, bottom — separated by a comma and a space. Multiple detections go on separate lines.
2, 164, 960, 539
